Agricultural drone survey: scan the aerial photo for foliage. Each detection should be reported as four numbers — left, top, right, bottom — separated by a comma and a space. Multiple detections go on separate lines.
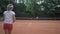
0, 0, 60, 17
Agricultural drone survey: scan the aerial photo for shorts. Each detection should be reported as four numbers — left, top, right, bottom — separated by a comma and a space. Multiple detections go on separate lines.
3, 24, 13, 30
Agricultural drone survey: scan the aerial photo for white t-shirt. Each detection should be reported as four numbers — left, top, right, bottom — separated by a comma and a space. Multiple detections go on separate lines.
3, 10, 15, 24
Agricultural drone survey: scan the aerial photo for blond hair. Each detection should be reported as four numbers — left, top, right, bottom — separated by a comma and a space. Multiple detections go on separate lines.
7, 4, 13, 8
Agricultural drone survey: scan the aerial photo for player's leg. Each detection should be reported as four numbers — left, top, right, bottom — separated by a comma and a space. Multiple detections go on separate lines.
8, 24, 13, 34
5, 29, 12, 34
4, 24, 8, 34
4, 29, 8, 34
8, 29, 12, 34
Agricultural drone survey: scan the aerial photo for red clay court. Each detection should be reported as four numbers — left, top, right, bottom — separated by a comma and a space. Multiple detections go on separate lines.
0, 20, 60, 34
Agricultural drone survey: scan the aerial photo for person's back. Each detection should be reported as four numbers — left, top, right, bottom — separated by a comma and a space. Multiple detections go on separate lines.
4, 11, 15, 24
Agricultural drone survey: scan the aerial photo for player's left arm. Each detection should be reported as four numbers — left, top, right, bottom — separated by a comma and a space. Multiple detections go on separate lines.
2, 11, 5, 21
2, 15, 5, 21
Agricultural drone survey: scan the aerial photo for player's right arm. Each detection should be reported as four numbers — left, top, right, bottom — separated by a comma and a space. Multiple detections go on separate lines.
13, 14, 16, 23
12, 12, 16, 23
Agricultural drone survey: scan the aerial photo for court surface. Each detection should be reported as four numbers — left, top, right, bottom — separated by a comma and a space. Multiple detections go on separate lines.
0, 20, 60, 34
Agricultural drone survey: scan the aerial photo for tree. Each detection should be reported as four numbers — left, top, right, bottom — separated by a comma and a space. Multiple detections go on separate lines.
14, 3, 26, 17
0, 0, 15, 16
